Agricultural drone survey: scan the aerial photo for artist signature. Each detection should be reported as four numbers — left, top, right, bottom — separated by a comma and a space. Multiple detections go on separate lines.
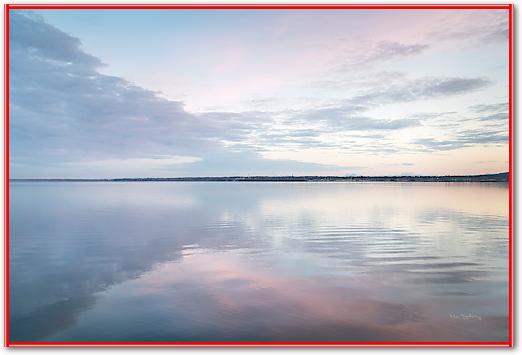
449, 313, 482, 321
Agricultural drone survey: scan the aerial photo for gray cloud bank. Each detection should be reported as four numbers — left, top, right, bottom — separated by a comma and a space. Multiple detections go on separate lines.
350, 77, 491, 106
11, 11, 350, 177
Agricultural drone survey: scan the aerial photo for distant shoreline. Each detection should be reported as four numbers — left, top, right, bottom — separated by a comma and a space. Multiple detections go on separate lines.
10, 172, 509, 183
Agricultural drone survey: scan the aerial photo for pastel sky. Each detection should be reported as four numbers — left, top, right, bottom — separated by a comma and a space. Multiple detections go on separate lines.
10, 9, 509, 178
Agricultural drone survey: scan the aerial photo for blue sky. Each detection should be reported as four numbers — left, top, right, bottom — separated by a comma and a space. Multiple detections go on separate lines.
10, 9, 509, 178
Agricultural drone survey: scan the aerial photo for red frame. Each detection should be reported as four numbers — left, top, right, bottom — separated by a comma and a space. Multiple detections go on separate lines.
3, 3, 514, 348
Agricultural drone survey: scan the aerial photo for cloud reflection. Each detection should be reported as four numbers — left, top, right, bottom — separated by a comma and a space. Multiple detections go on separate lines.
10, 182, 508, 342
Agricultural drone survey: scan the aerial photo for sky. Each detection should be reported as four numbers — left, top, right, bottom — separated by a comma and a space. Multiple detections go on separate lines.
9, 9, 509, 178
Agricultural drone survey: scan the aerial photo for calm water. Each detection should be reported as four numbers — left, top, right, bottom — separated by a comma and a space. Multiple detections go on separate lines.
9, 182, 509, 342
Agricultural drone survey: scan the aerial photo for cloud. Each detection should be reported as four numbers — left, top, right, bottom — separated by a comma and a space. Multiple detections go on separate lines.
366, 41, 429, 63
427, 10, 508, 44
251, 129, 338, 150
351, 77, 491, 106
334, 40, 429, 72
311, 72, 491, 109
10, 11, 103, 68
11, 12, 203, 162
288, 105, 420, 132
478, 112, 508, 122
11, 11, 353, 177
470, 102, 508, 113
339, 117, 419, 130
415, 129, 508, 151
465, 103, 508, 124
281, 75, 490, 134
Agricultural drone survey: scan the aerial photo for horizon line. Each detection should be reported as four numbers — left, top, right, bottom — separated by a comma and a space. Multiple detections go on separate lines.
9, 172, 509, 181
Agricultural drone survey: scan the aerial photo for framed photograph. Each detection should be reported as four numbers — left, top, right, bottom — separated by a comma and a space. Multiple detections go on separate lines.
5, 3, 513, 347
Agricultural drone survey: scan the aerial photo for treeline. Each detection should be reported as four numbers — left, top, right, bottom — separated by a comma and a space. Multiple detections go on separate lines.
12, 172, 509, 183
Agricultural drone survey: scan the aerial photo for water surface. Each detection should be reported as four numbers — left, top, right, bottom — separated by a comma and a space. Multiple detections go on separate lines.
9, 182, 509, 342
